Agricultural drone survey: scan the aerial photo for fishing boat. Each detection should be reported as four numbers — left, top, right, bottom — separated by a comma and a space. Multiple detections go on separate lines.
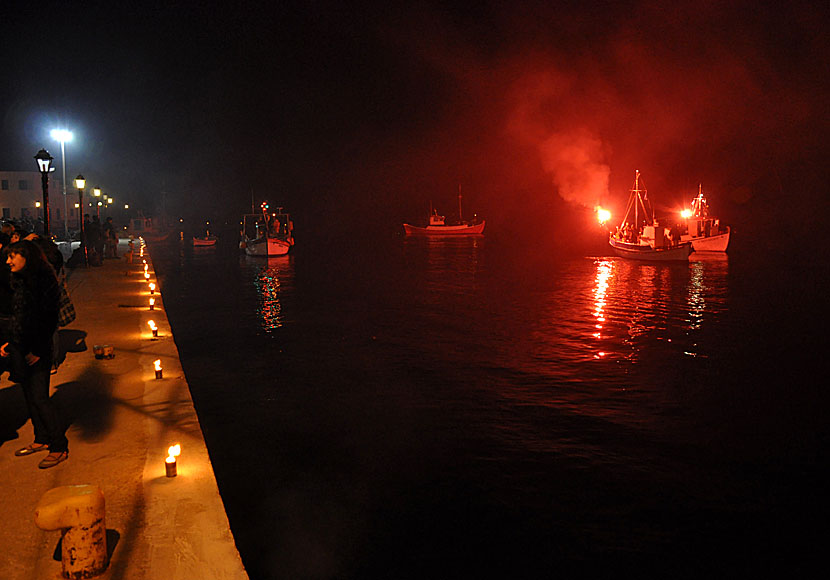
679, 185, 731, 252
239, 203, 294, 256
609, 170, 692, 261
403, 187, 485, 236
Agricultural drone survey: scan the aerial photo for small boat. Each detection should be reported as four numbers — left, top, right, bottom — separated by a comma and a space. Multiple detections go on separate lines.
403, 187, 485, 236
679, 185, 731, 252
193, 222, 218, 246
239, 203, 294, 256
609, 170, 692, 261
193, 236, 217, 247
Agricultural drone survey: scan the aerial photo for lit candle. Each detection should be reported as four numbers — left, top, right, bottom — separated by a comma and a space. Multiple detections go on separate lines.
149, 282, 156, 294
149, 297, 155, 310
144, 272, 150, 281
165, 443, 181, 477
148, 320, 158, 338
154, 359, 163, 379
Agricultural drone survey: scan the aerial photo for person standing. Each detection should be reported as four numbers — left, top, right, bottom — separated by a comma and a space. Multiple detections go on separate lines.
0, 233, 13, 378
104, 217, 118, 258
0, 240, 67, 468
87, 216, 103, 266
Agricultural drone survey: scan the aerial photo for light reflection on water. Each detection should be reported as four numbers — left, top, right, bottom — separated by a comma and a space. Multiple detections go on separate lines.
248, 255, 295, 332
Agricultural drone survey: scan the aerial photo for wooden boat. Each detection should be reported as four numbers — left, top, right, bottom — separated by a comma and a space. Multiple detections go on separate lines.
193, 236, 217, 247
609, 170, 692, 261
403, 187, 485, 236
239, 203, 294, 256
680, 185, 731, 252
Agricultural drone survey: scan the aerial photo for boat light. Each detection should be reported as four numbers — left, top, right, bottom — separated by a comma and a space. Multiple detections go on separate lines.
680, 209, 693, 219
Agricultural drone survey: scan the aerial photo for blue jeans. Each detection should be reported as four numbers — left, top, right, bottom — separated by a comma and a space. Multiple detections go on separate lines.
20, 352, 68, 453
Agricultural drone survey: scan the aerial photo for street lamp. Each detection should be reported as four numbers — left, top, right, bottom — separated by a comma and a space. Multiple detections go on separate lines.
93, 187, 101, 218
51, 129, 73, 240
34, 149, 53, 235
74, 174, 88, 267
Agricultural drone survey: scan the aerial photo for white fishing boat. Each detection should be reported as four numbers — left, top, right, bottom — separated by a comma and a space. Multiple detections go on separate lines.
403, 187, 485, 236
239, 203, 294, 256
680, 185, 731, 252
609, 170, 692, 261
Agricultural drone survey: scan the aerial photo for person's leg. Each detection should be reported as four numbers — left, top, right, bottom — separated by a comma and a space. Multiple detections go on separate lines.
24, 356, 67, 453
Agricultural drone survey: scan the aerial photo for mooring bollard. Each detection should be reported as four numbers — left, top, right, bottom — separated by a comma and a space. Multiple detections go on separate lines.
35, 485, 107, 579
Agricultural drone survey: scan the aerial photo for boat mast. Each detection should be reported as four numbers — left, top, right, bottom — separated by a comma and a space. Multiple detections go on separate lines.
458, 184, 463, 222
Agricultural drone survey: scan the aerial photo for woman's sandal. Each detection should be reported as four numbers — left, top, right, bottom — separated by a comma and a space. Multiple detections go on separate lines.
38, 451, 69, 469
14, 443, 49, 456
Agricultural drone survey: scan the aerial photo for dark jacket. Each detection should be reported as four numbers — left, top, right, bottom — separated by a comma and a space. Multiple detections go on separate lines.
10, 265, 59, 359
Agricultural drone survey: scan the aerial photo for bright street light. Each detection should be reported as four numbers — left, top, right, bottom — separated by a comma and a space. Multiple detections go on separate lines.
50, 129, 73, 240
93, 187, 102, 218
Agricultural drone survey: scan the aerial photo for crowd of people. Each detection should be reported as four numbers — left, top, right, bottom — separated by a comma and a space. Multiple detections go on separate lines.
0, 220, 70, 469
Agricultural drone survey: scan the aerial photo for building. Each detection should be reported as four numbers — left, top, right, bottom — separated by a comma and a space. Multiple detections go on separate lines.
0, 170, 82, 231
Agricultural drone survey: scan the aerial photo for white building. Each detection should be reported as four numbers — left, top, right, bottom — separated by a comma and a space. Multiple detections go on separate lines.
0, 170, 82, 229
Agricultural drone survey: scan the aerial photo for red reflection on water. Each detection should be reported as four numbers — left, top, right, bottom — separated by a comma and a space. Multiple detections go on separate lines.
591, 259, 613, 356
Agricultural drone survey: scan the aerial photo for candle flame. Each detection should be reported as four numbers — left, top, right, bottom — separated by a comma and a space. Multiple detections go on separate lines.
167, 443, 181, 458
149, 282, 156, 291
154, 359, 162, 371
148, 320, 157, 330
149, 297, 155, 306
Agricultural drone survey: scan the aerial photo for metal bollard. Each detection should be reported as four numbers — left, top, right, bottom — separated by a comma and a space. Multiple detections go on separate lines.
35, 485, 107, 579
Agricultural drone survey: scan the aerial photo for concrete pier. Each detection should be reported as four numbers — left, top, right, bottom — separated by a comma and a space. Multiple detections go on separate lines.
0, 239, 248, 580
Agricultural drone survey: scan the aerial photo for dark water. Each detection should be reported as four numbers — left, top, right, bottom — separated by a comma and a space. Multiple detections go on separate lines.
151, 229, 827, 579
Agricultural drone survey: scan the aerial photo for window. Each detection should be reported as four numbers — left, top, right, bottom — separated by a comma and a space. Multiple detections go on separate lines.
18, 180, 28, 190
2, 208, 9, 219
1, 180, 8, 190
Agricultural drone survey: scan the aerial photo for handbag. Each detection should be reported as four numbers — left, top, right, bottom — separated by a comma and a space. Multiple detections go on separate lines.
57, 282, 76, 327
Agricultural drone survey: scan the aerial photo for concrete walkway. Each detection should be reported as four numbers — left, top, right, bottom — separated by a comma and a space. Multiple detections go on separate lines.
0, 240, 248, 580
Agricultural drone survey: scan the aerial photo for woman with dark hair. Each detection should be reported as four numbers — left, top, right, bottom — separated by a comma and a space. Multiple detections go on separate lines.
0, 240, 67, 468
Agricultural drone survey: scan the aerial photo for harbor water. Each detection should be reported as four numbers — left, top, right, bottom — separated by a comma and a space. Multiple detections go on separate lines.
150, 227, 826, 579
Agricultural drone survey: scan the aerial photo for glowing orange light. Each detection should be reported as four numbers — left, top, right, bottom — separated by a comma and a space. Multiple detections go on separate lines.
144, 272, 150, 280
680, 209, 693, 219
149, 297, 155, 309
596, 207, 611, 225
165, 443, 180, 477
149, 282, 156, 294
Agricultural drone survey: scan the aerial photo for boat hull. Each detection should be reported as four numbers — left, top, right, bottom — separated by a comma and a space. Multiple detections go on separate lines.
683, 228, 730, 252
193, 237, 217, 247
403, 220, 485, 236
610, 238, 692, 261
241, 237, 292, 256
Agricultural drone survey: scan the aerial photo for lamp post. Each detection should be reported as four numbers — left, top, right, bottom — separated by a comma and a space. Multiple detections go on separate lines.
93, 187, 101, 218
34, 149, 54, 236
74, 174, 88, 267
51, 129, 73, 240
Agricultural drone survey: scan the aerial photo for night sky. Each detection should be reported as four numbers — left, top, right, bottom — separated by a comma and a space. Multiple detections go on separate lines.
1, 0, 827, 246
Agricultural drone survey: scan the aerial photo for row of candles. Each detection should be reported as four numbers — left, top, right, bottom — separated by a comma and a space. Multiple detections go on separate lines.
137, 238, 181, 478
